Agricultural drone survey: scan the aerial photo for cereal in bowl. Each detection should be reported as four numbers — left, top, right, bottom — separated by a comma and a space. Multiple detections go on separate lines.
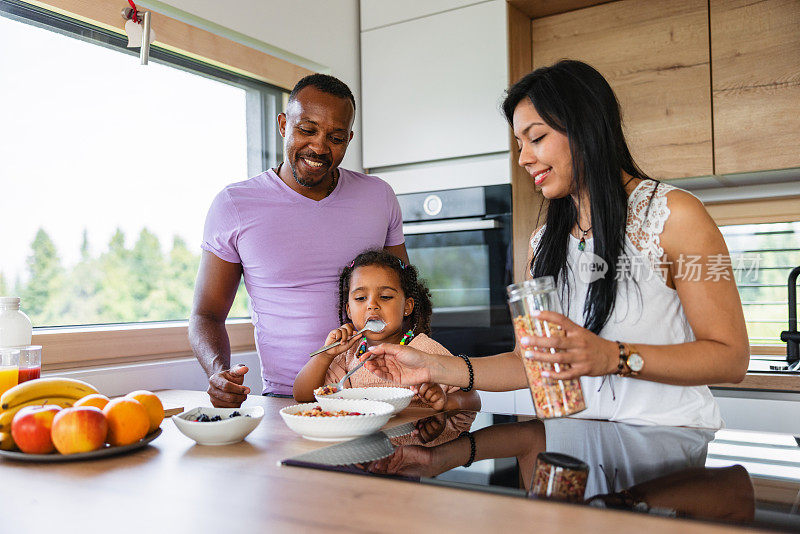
295, 405, 366, 417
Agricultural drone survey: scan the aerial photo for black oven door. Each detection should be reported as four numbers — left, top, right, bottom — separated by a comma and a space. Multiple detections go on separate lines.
403, 214, 514, 356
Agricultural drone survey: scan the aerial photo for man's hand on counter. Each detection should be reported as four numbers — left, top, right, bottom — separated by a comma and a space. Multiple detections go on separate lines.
207, 364, 251, 408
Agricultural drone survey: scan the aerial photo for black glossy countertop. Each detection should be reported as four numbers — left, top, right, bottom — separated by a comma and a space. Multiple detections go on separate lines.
284, 411, 800, 532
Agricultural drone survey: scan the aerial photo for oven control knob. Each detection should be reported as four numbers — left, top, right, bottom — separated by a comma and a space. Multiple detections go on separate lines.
423, 194, 442, 217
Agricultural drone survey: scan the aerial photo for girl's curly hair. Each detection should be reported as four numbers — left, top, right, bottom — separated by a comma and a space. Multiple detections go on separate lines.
337, 249, 433, 336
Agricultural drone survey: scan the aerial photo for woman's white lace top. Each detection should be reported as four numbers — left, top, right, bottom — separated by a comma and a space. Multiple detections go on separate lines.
528, 180, 722, 429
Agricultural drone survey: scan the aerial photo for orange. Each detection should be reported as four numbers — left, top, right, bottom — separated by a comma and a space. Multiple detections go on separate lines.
125, 390, 164, 433
102, 398, 149, 446
74, 393, 110, 410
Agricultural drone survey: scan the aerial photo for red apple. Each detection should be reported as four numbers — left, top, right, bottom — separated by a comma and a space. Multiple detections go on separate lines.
51, 406, 108, 454
11, 404, 62, 454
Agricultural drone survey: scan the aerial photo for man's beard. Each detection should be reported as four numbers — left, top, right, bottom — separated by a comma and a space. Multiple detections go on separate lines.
289, 158, 328, 188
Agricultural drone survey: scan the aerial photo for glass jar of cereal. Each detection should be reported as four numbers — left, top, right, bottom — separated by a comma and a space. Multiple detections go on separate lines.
507, 277, 586, 419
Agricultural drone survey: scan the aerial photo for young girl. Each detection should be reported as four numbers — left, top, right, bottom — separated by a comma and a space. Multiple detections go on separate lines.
293, 249, 481, 412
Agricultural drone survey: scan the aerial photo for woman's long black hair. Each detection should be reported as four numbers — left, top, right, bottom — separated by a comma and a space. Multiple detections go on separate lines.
502, 60, 653, 334
337, 249, 434, 336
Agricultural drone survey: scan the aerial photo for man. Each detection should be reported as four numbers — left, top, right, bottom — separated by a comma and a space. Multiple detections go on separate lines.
190, 74, 408, 406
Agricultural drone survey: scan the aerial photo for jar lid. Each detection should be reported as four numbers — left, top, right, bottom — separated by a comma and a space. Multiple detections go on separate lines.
0, 296, 21, 307
537, 452, 589, 471
507, 276, 555, 299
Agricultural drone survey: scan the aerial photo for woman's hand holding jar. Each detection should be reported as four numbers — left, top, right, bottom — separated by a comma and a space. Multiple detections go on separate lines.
519, 310, 619, 381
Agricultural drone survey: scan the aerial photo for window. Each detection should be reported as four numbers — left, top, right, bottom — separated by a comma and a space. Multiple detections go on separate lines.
0, 1, 287, 329
721, 221, 800, 370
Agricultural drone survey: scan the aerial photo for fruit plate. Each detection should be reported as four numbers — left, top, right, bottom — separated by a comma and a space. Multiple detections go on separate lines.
0, 428, 162, 462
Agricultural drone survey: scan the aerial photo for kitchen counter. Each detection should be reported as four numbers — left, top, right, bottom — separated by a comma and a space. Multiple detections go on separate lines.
0, 390, 787, 533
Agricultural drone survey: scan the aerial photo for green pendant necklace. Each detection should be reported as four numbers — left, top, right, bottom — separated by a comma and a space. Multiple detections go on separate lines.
577, 221, 592, 251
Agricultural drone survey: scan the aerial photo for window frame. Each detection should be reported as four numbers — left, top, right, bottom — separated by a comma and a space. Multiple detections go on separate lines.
35, 319, 257, 371
3, 0, 313, 369
706, 196, 800, 388
705, 195, 800, 227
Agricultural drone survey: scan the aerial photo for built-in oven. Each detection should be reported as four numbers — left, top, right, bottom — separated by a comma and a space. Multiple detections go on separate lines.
398, 184, 514, 357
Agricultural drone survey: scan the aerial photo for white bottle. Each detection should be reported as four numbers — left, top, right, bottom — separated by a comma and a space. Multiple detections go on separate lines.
0, 297, 33, 348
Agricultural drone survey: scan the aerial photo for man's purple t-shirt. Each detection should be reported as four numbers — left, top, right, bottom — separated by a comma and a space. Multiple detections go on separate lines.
201, 168, 405, 395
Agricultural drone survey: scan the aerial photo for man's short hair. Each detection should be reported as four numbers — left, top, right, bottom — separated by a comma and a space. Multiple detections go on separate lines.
288, 73, 356, 112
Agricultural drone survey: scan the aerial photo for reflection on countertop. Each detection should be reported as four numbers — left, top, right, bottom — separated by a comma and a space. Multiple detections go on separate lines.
283, 411, 800, 532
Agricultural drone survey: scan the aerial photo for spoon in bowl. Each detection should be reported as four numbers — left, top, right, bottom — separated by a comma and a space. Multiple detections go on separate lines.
318, 353, 375, 395
308, 319, 386, 357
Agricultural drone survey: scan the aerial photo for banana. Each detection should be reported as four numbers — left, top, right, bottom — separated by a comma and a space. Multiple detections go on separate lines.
0, 397, 76, 431
0, 377, 99, 410
0, 431, 16, 451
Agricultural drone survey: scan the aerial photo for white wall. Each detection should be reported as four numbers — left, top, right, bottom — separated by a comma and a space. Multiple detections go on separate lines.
360, 0, 487, 31
147, 0, 364, 172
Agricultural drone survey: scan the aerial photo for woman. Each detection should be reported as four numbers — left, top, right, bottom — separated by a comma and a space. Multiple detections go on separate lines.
363, 60, 749, 428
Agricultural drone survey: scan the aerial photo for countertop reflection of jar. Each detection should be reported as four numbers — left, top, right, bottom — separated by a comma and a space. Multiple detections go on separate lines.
530, 451, 589, 503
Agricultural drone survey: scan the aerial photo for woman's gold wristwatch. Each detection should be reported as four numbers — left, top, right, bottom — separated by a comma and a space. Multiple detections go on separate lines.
615, 341, 644, 377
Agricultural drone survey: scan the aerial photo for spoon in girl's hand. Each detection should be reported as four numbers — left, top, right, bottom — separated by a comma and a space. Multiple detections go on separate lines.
308, 319, 386, 357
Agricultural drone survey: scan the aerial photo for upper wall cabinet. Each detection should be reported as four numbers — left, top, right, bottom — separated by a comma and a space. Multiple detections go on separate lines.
531, 0, 713, 180
360, 0, 510, 169
360, 0, 486, 31
710, 0, 800, 175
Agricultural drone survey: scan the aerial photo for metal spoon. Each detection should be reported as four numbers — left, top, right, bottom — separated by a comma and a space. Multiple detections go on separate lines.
308, 319, 386, 357
322, 353, 375, 394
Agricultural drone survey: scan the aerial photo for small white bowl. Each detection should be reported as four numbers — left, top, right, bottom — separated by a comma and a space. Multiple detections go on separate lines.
315, 387, 414, 415
280, 399, 393, 441
172, 406, 264, 445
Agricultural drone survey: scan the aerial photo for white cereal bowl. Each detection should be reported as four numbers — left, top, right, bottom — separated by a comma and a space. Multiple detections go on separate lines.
279, 399, 393, 441
315, 387, 414, 415
172, 406, 264, 445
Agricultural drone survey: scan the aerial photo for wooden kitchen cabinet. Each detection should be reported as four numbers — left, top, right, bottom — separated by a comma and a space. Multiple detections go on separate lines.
530, 0, 714, 180
710, 0, 800, 174
360, 0, 510, 169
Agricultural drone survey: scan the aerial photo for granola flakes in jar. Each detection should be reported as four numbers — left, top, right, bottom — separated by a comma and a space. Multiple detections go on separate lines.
529, 452, 589, 503
507, 277, 586, 419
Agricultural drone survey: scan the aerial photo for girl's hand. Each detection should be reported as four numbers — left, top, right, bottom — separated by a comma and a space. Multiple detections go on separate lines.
411, 383, 447, 411
521, 310, 618, 380
360, 343, 436, 385
321, 323, 360, 357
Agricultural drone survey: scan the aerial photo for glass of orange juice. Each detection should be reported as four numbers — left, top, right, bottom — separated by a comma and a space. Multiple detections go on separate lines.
0, 348, 20, 397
